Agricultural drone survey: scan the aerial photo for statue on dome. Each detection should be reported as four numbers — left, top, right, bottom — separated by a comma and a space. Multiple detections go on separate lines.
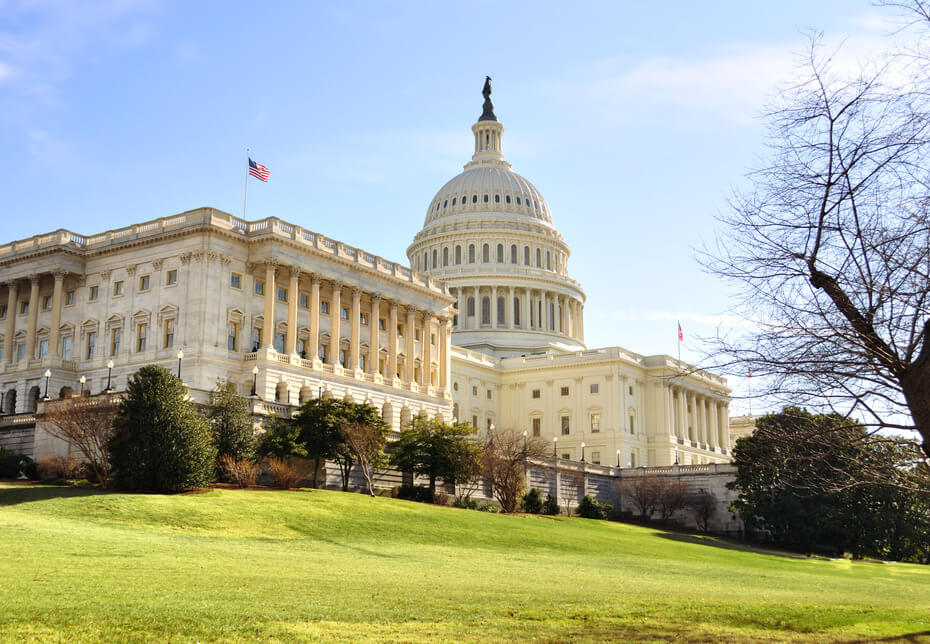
480, 75, 497, 122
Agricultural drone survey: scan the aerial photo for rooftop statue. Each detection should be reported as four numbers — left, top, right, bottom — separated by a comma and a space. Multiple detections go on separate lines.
479, 76, 497, 122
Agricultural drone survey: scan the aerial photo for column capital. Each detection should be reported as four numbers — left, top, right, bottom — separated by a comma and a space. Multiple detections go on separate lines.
288, 266, 301, 279
351, 286, 362, 299
370, 292, 382, 304
263, 257, 279, 268
28, 273, 41, 285
390, 301, 398, 312
52, 270, 68, 282
126, 265, 137, 276
310, 274, 322, 286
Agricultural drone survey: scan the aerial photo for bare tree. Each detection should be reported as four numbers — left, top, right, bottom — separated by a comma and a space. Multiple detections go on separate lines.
656, 477, 687, 522
558, 471, 584, 516
481, 428, 548, 513
703, 28, 930, 458
340, 421, 388, 496
42, 394, 119, 487
619, 475, 662, 519
688, 488, 716, 533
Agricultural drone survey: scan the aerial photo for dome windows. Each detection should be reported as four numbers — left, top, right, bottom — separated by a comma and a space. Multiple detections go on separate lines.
455, 246, 462, 264
472, 195, 478, 204
516, 196, 522, 205
505, 195, 511, 204
482, 244, 490, 263
483, 194, 489, 203
452, 197, 456, 206
496, 244, 504, 263
510, 245, 517, 264
443, 247, 449, 267
494, 194, 500, 203
443, 200, 448, 208
524, 246, 530, 265
468, 244, 476, 263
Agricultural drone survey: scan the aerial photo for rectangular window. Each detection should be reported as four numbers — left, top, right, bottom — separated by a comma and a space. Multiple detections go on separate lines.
164, 319, 175, 348
38, 339, 48, 358
320, 300, 329, 314
137, 324, 147, 352
629, 385, 633, 396
560, 415, 570, 435
338, 349, 346, 367
360, 312, 368, 325
630, 415, 635, 434
167, 269, 178, 286
111, 328, 121, 355
62, 335, 72, 360
591, 412, 601, 433
227, 322, 238, 351
230, 272, 241, 289
277, 286, 287, 302
43, 295, 52, 310
251, 328, 260, 352
397, 324, 404, 337
630, 451, 638, 468
340, 307, 349, 320
532, 417, 541, 437
318, 344, 327, 362
378, 318, 386, 331
532, 389, 540, 399
0, 305, 6, 318
299, 293, 309, 308
590, 383, 599, 394
414, 328, 420, 341
472, 415, 478, 428
486, 389, 492, 400
21, 301, 29, 314
561, 453, 570, 461
113, 281, 124, 296
16, 343, 25, 361
431, 333, 436, 345
274, 332, 285, 353
139, 275, 150, 291
254, 280, 264, 295
560, 386, 569, 396
89, 285, 99, 301
86, 331, 96, 359
65, 290, 75, 305
591, 451, 601, 465
472, 385, 478, 396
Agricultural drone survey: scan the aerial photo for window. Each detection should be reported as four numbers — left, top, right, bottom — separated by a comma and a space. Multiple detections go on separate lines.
164, 319, 175, 348
443, 247, 449, 266
86, 331, 96, 359
468, 244, 476, 263
430, 333, 436, 345
494, 194, 500, 203
43, 296, 52, 310
62, 335, 72, 360
64, 291, 74, 306
497, 297, 505, 324
89, 285, 99, 301
590, 383, 599, 394
472, 195, 477, 203
360, 312, 368, 325
516, 196, 522, 205
113, 281, 124, 296
432, 249, 437, 268
472, 415, 478, 427
591, 451, 601, 465
560, 386, 569, 396
137, 324, 148, 352
139, 275, 150, 291
340, 307, 349, 320
629, 385, 634, 396
254, 280, 264, 296
513, 298, 520, 326
472, 385, 478, 396
318, 344, 327, 362
378, 318, 386, 331
532, 417, 541, 436
230, 273, 241, 289
299, 293, 309, 308
505, 195, 511, 204
251, 328, 260, 352
338, 349, 346, 367
21, 301, 28, 314
397, 324, 404, 337
483, 194, 489, 203
561, 415, 570, 435
38, 339, 48, 358
414, 328, 420, 341
277, 286, 287, 302
481, 297, 490, 325
535, 248, 541, 267
510, 244, 517, 264
166, 269, 178, 286
630, 451, 638, 468
320, 300, 329, 314
591, 412, 601, 433
466, 297, 475, 317
561, 453, 570, 461
274, 331, 284, 353
630, 415, 635, 434
524, 246, 530, 265
0, 305, 6, 318
16, 343, 24, 361
486, 389, 492, 400
532, 389, 540, 399
455, 246, 462, 264
227, 322, 237, 351
482, 244, 489, 263
110, 328, 121, 355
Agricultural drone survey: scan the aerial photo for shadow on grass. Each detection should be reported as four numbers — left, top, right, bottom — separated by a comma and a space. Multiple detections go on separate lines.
652, 531, 813, 560
0, 482, 116, 506
864, 631, 930, 643
284, 520, 398, 559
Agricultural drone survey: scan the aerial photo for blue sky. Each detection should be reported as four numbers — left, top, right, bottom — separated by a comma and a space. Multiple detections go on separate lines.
0, 1, 912, 412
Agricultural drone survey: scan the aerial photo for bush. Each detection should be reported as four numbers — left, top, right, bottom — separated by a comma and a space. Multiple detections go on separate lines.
396, 484, 435, 503
477, 502, 500, 513
521, 487, 544, 514
0, 447, 35, 479
36, 456, 82, 481
83, 461, 106, 484
576, 495, 612, 520
452, 495, 479, 510
219, 455, 260, 488
109, 365, 216, 493
434, 491, 449, 506
268, 457, 301, 489
542, 493, 561, 516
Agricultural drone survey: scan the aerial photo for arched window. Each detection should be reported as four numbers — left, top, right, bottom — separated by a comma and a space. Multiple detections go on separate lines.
494, 194, 500, 203
467, 297, 475, 317
505, 195, 511, 204
443, 247, 449, 266
546, 250, 551, 270
432, 249, 438, 269
472, 195, 478, 204
443, 200, 447, 208
481, 297, 490, 324
461, 195, 467, 205
496, 244, 504, 263
423, 252, 427, 269
513, 298, 520, 326
536, 248, 542, 267
482, 244, 489, 263
524, 246, 530, 265
516, 196, 522, 205
511, 244, 517, 264
451, 197, 456, 206
455, 246, 462, 264
497, 297, 505, 324
468, 244, 476, 263
483, 194, 489, 203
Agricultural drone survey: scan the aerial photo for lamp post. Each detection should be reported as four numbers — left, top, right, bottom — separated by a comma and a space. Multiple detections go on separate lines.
79, 375, 86, 396
43, 369, 51, 400
553, 435, 557, 456
580, 441, 586, 463
617, 449, 621, 468
176, 349, 183, 378
105, 360, 114, 393
522, 430, 527, 450
674, 449, 679, 466
251, 366, 259, 397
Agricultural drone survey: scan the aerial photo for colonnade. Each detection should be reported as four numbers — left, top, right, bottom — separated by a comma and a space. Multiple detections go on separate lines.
448, 285, 583, 341
667, 384, 728, 450
258, 261, 451, 391
2, 272, 68, 366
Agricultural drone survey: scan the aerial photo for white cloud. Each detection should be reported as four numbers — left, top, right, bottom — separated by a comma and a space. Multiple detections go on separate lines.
610, 308, 757, 331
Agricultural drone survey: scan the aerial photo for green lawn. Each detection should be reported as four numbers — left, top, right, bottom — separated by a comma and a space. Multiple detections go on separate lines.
0, 482, 928, 643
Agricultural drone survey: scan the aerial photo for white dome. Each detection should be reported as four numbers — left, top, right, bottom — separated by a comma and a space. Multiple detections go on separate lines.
425, 165, 553, 226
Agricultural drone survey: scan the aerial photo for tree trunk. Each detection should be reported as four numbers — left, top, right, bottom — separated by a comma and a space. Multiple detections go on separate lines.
900, 370, 930, 459
428, 473, 436, 497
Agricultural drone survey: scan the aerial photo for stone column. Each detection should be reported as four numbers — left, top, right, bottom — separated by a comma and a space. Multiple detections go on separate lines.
48, 271, 66, 358
309, 275, 321, 360
388, 302, 398, 380
405, 307, 416, 382
522, 288, 530, 330
328, 282, 342, 366
719, 402, 729, 451
439, 318, 450, 389
543, 291, 550, 331
285, 268, 299, 355
578, 302, 584, 341
368, 295, 381, 374
505, 286, 514, 329
425, 314, 436, 387
491, 286, 498, 329
3, 281, 18, 364
710, 399, 719, 448
350, 287, 361, 371
262, 261, 276, 348
24, 275, 40, 361
472, 286, 480, 329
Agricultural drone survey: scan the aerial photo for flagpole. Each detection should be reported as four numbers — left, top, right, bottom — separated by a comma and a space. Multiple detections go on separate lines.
677, 321, 681, 365
243, 148, 250, 220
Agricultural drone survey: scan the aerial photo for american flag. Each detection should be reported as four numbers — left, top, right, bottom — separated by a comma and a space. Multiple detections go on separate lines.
677, 321, 683, 343
248, 157, 269, 182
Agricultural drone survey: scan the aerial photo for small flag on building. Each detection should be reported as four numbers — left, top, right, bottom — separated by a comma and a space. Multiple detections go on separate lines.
678, 321, 683, 343
748, 368, 752, 378
248, 157, 270, 182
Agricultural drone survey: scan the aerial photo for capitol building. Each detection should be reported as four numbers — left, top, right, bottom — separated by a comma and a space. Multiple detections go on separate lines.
0, 83, 731, 468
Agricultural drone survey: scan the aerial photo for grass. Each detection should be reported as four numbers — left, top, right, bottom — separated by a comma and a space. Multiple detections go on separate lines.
0, 482, 928, 643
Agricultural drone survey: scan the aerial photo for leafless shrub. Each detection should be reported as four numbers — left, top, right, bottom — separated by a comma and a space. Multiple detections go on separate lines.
481, 428, 549, 513
36, 456, 82, 481
268, 457, 301, 489
42, 395, 119, 487
219, 455, 260, 488
688, 487, 716, 533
